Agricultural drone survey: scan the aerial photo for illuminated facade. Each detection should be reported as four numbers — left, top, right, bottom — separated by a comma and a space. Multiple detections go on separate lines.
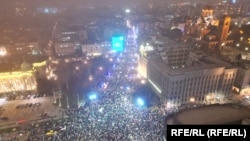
0, 61, 47, 94
138, 56, 148, 78
55, 42, 81, 56
185, 6, 233, 52
233, 66, 250, 95
0, 46, 7, 56
147, 51, 238, 107
137, 43, 154, 78
0, 70, 37, 93
112, 35, 125, 52
81, 42, 111, 56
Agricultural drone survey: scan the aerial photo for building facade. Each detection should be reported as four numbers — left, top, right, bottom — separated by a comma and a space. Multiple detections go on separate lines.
233, 65, 250, 95
54, 41, 81, 56
146, 50, 237, 107
81, 42, 111, 56
0, 70, 37, 93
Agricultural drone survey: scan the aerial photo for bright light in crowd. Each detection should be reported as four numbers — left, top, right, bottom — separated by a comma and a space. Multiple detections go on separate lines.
0, 98, 6, 105
98, 107, 104, 113
75, 66, 79, 70
99, 67, 103, 70
89, 93, 97, 100
89, 76, 93, 81
123, 97, 127, 101
141, 80, 146, 84
125, 9, 131, 13
0, 47, 7, 56
137, 98, 144, 106
126, 86, 130, 90
44, 8, 49, 13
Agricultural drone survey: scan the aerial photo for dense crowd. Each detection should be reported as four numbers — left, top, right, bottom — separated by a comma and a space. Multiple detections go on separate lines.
25, 26, 168, 141
27, 93, 167, 141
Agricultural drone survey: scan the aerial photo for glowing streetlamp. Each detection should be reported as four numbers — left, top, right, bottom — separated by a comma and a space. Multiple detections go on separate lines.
190, 97, 195, 103
89, 93, 97, 100
99, 66, 103, 71
141, 79, 146, 84
89, 75, 93, 81
66, 95, 69, 109
136, 98, 144, 107
125, 9, 131, 14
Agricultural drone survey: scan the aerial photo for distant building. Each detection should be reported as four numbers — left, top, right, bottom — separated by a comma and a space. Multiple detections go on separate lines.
2, 41, 40, 56
55, 41, 81, 56
81, 41, 111, 56
184, 6, 234, 52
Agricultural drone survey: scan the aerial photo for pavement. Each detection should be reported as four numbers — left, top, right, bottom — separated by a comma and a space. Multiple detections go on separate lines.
0, 96, 65, 141
0, 131, 29, 141
0, 96, 64, 126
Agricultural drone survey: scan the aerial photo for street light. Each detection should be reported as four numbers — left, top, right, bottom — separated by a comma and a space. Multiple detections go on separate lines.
89, 75, 93, 81
125, 9, 131, 14
141, 79, 146, 84
136, 98, 144, 107
99, 66, 103, 71
190, 97, 195, 103
89, 93, 97, 100
66, 95, 69, 109
89, 92, 97, 117
75, 91, 79, 108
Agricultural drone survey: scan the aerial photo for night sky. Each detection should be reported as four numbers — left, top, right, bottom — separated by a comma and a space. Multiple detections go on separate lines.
0, 0, 221, 7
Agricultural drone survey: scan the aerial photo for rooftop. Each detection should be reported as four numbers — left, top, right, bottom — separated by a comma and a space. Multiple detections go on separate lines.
166, 104, 250, 125
150, 56, 224, 76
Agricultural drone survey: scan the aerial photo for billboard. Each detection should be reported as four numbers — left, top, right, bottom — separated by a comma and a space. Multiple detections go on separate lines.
112, 35, 124, 52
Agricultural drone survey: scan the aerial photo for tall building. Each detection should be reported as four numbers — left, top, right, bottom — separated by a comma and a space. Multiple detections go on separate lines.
139, 37, 238, 107
147, 52, 237, 107
219, 16, 231, 45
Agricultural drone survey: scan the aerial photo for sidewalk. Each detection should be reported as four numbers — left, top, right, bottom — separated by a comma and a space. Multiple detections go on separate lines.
0, 131, 29, 141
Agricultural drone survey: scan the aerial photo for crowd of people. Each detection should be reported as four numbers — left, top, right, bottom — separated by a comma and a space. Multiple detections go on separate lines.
25, 26, 169, 141
27, 94, 167, 141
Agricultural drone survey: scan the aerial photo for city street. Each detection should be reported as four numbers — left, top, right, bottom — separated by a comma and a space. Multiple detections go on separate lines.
0, 96, 64, 126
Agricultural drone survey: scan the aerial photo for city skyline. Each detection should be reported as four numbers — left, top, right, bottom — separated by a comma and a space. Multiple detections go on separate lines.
0, 0, 250, 140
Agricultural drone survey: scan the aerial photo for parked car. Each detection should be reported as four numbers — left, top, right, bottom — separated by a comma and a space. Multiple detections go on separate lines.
0, 117, 9, 121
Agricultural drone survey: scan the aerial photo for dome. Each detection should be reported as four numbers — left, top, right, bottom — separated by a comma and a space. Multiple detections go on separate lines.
21, 61, 32, 70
